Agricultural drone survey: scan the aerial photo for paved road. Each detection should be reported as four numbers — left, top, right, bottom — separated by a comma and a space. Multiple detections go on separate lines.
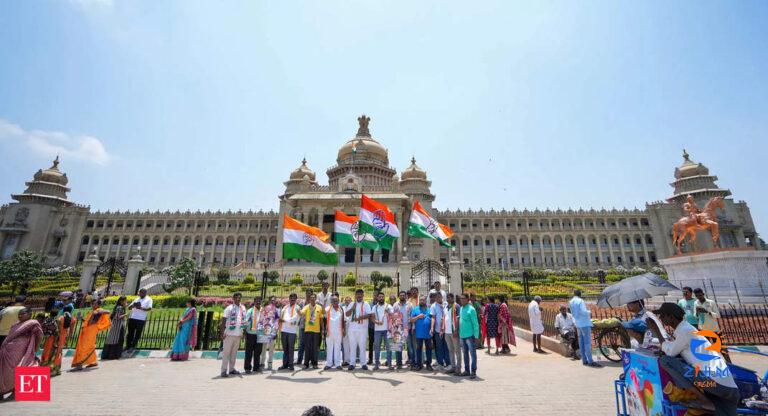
4, 338, 765, 416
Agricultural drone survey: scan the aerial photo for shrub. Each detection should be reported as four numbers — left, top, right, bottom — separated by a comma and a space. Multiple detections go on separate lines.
289, 273, 303, 286
243, 274, 255, 284
317, 270, 329, 282
216, 268, 230, 282
343, 272, 356, 287
267, 270, 280, 285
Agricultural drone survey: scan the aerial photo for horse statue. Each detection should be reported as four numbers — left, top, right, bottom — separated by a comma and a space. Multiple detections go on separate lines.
671, 196, 725, 254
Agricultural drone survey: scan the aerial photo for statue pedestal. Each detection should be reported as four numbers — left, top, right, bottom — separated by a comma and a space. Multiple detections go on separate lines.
659, 249, 768, 303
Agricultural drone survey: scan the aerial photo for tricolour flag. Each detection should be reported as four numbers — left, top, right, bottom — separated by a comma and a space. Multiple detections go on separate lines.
282, 215, 338, 265
333, 210, 380, 250
358, 194, 400, 251
408, 200, 454, 247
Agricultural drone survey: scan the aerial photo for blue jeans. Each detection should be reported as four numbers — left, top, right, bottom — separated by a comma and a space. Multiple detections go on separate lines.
373, 330, 391, 365
415, 337, 432, 368
461, 336, 477, 374
577, 326, 593, 364
433, 333, 447, 366
297, 326, 305, 363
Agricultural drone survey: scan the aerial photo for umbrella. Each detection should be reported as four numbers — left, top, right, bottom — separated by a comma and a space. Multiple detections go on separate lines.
59, 291, 73, 298
597, 273, 678, 308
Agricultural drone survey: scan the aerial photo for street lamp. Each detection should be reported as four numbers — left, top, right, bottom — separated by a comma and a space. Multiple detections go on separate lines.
193, 249, 204, 296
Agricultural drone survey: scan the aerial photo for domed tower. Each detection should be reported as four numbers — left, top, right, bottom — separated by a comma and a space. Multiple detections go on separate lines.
668, 149, 731, 206
1, 157, 90, 264
399, 156, 433, 202
326, 115, 397, 190
283, 158, 318, 195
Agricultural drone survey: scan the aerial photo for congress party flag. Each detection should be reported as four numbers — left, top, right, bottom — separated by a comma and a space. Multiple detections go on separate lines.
358, 194, 400, 251
408, 200, 454, 247
282, 215, 338, 265
333, 210, 380, 250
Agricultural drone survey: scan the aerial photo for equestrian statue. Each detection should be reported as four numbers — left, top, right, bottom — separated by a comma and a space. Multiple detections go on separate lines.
671, 195, 725, 254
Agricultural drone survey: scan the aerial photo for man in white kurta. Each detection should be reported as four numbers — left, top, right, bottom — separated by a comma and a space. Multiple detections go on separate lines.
324, 295, 345, 370
344, 289, 372, 370
528, 296, 545, 353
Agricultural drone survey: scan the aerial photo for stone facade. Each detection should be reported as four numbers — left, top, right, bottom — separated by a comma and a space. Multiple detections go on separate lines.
0, 117, 761, 273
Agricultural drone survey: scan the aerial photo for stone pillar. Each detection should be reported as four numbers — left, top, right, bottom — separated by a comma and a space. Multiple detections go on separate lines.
398, 258, 411, 291
124, 254, 145, 296
448, 258, 462, 293
79, 252, 101, 292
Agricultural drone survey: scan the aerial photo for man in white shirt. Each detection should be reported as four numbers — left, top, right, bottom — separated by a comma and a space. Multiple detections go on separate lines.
344, 289, 372, 371
554, 304, 578, 358
527, 296, 545, 354
324, 295, 345, 370
278, 293, 300, 371
444, 293, 462, 373
219, 292, 245, 377
693, 288, 720, 332
371, 292, 393, 370
429, 281, 447, 302
126, 289, 153, 352
646, 303, 739, 415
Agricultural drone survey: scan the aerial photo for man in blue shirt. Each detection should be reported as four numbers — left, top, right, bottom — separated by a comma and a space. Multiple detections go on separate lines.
569, 290, 601, 367
409, 296, 433, 371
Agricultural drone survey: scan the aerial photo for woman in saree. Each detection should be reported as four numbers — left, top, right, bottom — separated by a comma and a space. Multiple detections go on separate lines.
40, 305, 73, 376
71, 299, 111, 371
101, 296, 127, 360
497, 295, 516, 354
0, 307, 43, 400
170, 298, 197, 361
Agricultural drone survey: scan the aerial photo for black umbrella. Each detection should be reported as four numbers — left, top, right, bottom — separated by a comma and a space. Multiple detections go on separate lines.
597, 272, 678, 308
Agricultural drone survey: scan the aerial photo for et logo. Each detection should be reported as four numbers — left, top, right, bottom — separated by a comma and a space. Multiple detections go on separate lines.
15, 366, 51, 401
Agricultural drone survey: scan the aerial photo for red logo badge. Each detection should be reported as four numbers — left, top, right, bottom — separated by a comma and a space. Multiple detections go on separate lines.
15, 366, 50, 401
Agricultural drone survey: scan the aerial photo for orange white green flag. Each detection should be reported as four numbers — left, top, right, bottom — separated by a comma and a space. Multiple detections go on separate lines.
282, 214, 338, 265
407, 200, 454, 247
358, 194, 400, 250
333, 210, 380, 250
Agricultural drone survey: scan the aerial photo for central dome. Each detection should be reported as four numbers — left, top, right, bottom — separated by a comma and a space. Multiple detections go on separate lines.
674, 149, 709, 179
336, 115, 389, 166
33, 156, 69, 186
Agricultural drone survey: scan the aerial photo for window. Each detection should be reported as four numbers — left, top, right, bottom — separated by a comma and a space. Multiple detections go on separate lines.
462, 240, 468, 247
81, 236, 90, 244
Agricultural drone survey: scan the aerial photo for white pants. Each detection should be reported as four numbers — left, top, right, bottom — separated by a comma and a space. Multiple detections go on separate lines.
342, 335, 351, 363
260, 339, 275, 367
347, 331, 367, 366
445, 333, 462, 370
220, 335, 241, 374
326, 334, 343, 368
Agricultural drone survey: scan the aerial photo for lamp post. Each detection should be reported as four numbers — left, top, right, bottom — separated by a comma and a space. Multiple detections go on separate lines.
193, 249, 204, 296
260, 261, 269, 299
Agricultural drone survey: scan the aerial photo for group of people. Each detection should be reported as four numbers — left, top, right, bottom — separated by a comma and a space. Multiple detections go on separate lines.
0, 289, 155, 400
216, 281, 482, 379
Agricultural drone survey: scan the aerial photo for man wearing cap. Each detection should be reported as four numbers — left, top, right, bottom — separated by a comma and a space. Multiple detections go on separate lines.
646, 303, 739, 415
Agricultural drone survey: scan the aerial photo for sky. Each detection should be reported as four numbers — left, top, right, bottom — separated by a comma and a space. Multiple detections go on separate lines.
0, 1, 766, 237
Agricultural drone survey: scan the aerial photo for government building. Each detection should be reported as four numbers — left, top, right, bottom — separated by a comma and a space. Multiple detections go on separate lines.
0, 116, 761, 277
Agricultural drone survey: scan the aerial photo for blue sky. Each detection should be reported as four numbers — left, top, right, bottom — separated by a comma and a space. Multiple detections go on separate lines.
1, 1, 766, 237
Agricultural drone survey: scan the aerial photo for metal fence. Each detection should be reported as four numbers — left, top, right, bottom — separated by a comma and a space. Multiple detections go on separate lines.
64, 310, 324, 351
506, 301, 768, 347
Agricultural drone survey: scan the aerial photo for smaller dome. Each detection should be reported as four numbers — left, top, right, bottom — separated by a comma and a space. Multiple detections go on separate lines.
675, 149, 709, 179
401, 156, 427, 180
289, 158, 316, 181
33, 156, 69, 185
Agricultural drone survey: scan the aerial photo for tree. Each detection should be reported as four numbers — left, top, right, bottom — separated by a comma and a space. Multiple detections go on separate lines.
1, 250, 44, 295
163, 257, 197, 294
267, 270, 280, 286
370, 271, 393, 292
317, 269, 329, 283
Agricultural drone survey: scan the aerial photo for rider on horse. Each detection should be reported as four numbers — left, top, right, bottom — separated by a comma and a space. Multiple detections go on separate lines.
683, 195, 702, 225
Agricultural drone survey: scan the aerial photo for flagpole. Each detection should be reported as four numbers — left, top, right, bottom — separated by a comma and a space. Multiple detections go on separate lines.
355, 244, 360, 284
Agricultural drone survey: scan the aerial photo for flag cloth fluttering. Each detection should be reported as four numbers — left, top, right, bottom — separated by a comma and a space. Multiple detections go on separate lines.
282, 215, 338, 265
333, 210, 379, 250
358, 194, 400, 251
407, 200, 454, 247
